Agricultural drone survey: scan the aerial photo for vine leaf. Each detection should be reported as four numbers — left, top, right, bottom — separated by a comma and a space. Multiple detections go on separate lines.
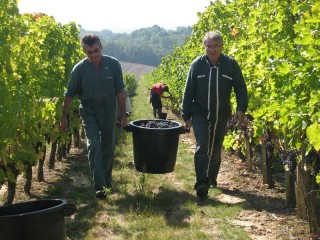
306, 123, 320, 151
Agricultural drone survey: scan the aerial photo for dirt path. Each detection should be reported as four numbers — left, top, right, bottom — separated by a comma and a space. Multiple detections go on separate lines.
179, 128, 310, 240
0, 124, 310, 240
0, 61, 311, 239
217, 151, 309, 239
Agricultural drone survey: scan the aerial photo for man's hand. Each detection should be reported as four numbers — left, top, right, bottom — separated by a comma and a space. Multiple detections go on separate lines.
235, 111, 245, 128
184, 119, 192, 131
120, 115, 128, 129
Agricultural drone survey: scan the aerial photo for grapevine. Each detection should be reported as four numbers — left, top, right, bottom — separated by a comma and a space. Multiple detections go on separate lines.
0, 0, 83, 203
263, 130, 274, 160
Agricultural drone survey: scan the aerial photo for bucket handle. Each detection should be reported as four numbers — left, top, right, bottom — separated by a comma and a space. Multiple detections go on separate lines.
179, 126, 190, 134
123, 125, 132, 132
117, 121, 132, 132
63, 202, 77, 216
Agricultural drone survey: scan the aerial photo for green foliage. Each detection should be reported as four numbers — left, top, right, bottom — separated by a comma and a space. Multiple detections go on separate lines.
0, 1, 83, 183
307, 123, 320, 151
123, 74, 137, 97
316, 173, 320, 185
145, 0, 319, 166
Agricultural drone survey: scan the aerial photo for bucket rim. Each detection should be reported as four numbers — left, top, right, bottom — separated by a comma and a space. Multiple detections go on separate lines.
0, 199, 68, 218
129, 119, 182, 130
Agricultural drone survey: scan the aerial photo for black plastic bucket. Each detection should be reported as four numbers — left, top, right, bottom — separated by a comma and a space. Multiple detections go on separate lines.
159, 112, 167, 120
127, 119, 186, 174
0, 199, 76, 240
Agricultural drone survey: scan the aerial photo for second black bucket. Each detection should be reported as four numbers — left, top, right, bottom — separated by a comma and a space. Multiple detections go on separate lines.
0, 199, 76, 240
159, 112, 167, 119
128, 119, 182, 174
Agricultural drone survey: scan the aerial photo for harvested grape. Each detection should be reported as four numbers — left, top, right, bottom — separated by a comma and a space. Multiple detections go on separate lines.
138, 120, 178, 129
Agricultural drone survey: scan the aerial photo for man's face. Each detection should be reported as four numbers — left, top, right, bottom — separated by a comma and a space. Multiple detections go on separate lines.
205, 38, 223, 64
84, 43, 102, 65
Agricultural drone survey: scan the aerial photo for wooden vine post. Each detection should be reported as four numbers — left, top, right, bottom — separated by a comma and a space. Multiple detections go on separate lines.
261, 139, 274, 188
285, 171, 296, 208
283, 135, 295, 208
296, 144, 308, 220
4, 164, 19, 206
296, 145, 319, 234
244, 135, 252, 172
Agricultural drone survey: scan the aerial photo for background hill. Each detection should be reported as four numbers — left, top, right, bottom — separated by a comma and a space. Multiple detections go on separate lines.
81, 25, 192, 66
120, 61, 156, 80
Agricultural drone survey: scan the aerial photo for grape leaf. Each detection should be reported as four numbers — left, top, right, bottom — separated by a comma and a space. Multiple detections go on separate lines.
306, 123, 320, 151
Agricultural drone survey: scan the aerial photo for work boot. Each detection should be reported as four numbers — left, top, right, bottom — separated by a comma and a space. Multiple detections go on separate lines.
196, 184, 209, 198
95, 188, 106, 199
209, 178, 217, 188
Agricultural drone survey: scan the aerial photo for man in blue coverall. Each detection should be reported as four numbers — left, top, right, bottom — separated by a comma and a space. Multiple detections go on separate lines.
181, 31, 248, 198
60, 34, 127, 199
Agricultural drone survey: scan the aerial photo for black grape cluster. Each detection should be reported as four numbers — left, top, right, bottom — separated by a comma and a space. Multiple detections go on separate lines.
264, 130, 274, 159
279, 149, 298, 178
240, 114, 254, 138
140, 121, 177, 129
226, 114, 254, 138
226, 116, 238, 132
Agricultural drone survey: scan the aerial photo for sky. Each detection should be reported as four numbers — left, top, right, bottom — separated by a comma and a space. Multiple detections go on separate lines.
18, 0, 210, 33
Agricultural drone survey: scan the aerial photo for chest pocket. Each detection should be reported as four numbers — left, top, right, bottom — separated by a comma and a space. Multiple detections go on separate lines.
222, 74, 232, 81
97, 67, 116, 98
220, 73, 233, 93
195, 74, 208, 92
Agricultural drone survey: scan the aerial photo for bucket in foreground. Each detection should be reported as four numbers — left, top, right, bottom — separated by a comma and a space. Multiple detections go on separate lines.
0, 199, 76, 240
128, 119, 183, 174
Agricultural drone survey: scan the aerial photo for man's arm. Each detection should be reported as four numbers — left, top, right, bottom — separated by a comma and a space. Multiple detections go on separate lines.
117, 89, 128, 128
231, 60, 247, 128
60, 96, 73, 132
181, 64, 195, 125
161, 90, 172, 99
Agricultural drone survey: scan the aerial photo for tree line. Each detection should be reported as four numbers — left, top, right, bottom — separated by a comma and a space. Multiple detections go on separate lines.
80, 25, 192, 66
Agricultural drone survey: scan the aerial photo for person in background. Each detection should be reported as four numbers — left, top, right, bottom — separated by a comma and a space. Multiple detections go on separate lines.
60, 34, 127, 199
181, 31, 248, 198
149, 82, 171, 118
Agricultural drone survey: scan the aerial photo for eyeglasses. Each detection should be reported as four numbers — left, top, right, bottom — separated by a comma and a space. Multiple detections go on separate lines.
85, 48, 101, 55
205, 44, 221, 50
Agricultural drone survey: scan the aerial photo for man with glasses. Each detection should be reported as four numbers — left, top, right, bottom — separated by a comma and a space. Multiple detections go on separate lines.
181, 31, 248, 198
60, 34, 127, 199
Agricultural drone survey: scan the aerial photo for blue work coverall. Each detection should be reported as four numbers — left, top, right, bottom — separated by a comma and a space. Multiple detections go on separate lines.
65, 55, 125, 190
181, 54, 248, 189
